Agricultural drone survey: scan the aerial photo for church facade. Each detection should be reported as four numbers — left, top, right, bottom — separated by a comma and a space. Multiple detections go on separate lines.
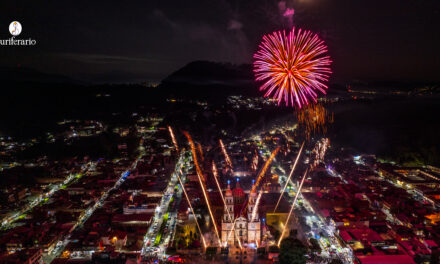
221, 181, 261, 246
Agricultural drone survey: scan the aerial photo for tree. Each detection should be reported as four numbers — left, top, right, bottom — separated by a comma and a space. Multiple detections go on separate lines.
273, 229, 281, 241
279, 237, 307, 264
431, 249, 440, 264
329, 259, 343, 264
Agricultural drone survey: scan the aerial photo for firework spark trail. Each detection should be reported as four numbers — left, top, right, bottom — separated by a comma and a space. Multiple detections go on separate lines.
182, 131, 221, 246
226, 208, 241, 246
252, 147, 280, 193
251, 150, 259, 171
195, 165, 221, 246
296, 103, 333, 139
183, 131, 204, 182
197, 143, 204, 162
277, 168, 308, 247
251, 189, 264, 222
274, 141, 305, 213
212, 162, 242, 249
211, 162, 223, 200
219, 139, 233, 169
312, 138, 330, 168
168, 126, 179, 152
226, 147, 280, 245
176, 169, 206, 249
253, 27, 332, 108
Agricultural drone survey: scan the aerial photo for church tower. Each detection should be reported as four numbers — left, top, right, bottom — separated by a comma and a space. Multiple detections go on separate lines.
221, 180, 234, 246
247, 183, 261, 245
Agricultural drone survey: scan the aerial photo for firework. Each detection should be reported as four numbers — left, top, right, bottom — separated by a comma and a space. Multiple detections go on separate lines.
212, 162, 242, 248
176, 169, 206, 249
197, 143, 204, 162
183, 131, 204, 182
274, 141, 304, 213
283, 8, 295, 17
251, 189, 263, 222
312, 137, 330, 168
278, 168, 308, 247
252, 147, 280, 193
253, 27, 332, 108
296, 103, 334, 139
219, 139, 233, 169
226, 147, 280, 244
168, 126, 179, 152
183, 131, 221, 246
251, 150, 259, 171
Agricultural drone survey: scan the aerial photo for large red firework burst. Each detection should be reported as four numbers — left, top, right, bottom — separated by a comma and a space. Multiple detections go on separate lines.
253, 27, 332, 108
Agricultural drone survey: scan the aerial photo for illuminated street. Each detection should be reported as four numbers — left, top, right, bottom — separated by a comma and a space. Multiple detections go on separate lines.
141, 151, 191, 260
0, 162, 96, 231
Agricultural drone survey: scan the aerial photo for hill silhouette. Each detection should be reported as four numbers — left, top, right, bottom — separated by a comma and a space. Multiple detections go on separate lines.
159, 60, 259, 102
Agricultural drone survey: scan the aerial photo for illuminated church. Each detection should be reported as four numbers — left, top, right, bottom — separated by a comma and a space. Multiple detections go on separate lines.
221, 179, 261, 246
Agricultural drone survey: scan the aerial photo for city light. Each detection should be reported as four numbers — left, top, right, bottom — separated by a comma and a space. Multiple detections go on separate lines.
1, 3, 435, 264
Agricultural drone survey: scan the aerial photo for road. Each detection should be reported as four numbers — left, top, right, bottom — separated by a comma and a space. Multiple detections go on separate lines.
141, 151, 190, 261
0, 162, 96, 230
44, 156, 142, 263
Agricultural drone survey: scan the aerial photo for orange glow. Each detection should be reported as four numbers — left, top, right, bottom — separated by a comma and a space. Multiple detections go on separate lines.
61, 250, 71, 258
426, 213, 440, 225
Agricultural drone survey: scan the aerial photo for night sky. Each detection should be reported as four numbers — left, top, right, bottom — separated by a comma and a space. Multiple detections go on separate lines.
1, 0, 439, 83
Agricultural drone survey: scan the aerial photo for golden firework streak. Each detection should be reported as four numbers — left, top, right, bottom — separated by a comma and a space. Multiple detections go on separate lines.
183, 131, 221, 246
219, 139, 233, 168
227, 146, 280, 246
212, 162, 242, 249
176, 168, 206, 249
168, 126, 179, 152
274, 141, 304, 213
277, 168, 308, 247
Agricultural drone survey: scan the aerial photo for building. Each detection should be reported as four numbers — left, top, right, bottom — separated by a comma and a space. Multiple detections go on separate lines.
221, 180, 261, 246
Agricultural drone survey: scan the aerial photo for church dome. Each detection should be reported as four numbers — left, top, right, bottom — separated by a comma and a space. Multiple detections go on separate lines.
233, 179, 245, 198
